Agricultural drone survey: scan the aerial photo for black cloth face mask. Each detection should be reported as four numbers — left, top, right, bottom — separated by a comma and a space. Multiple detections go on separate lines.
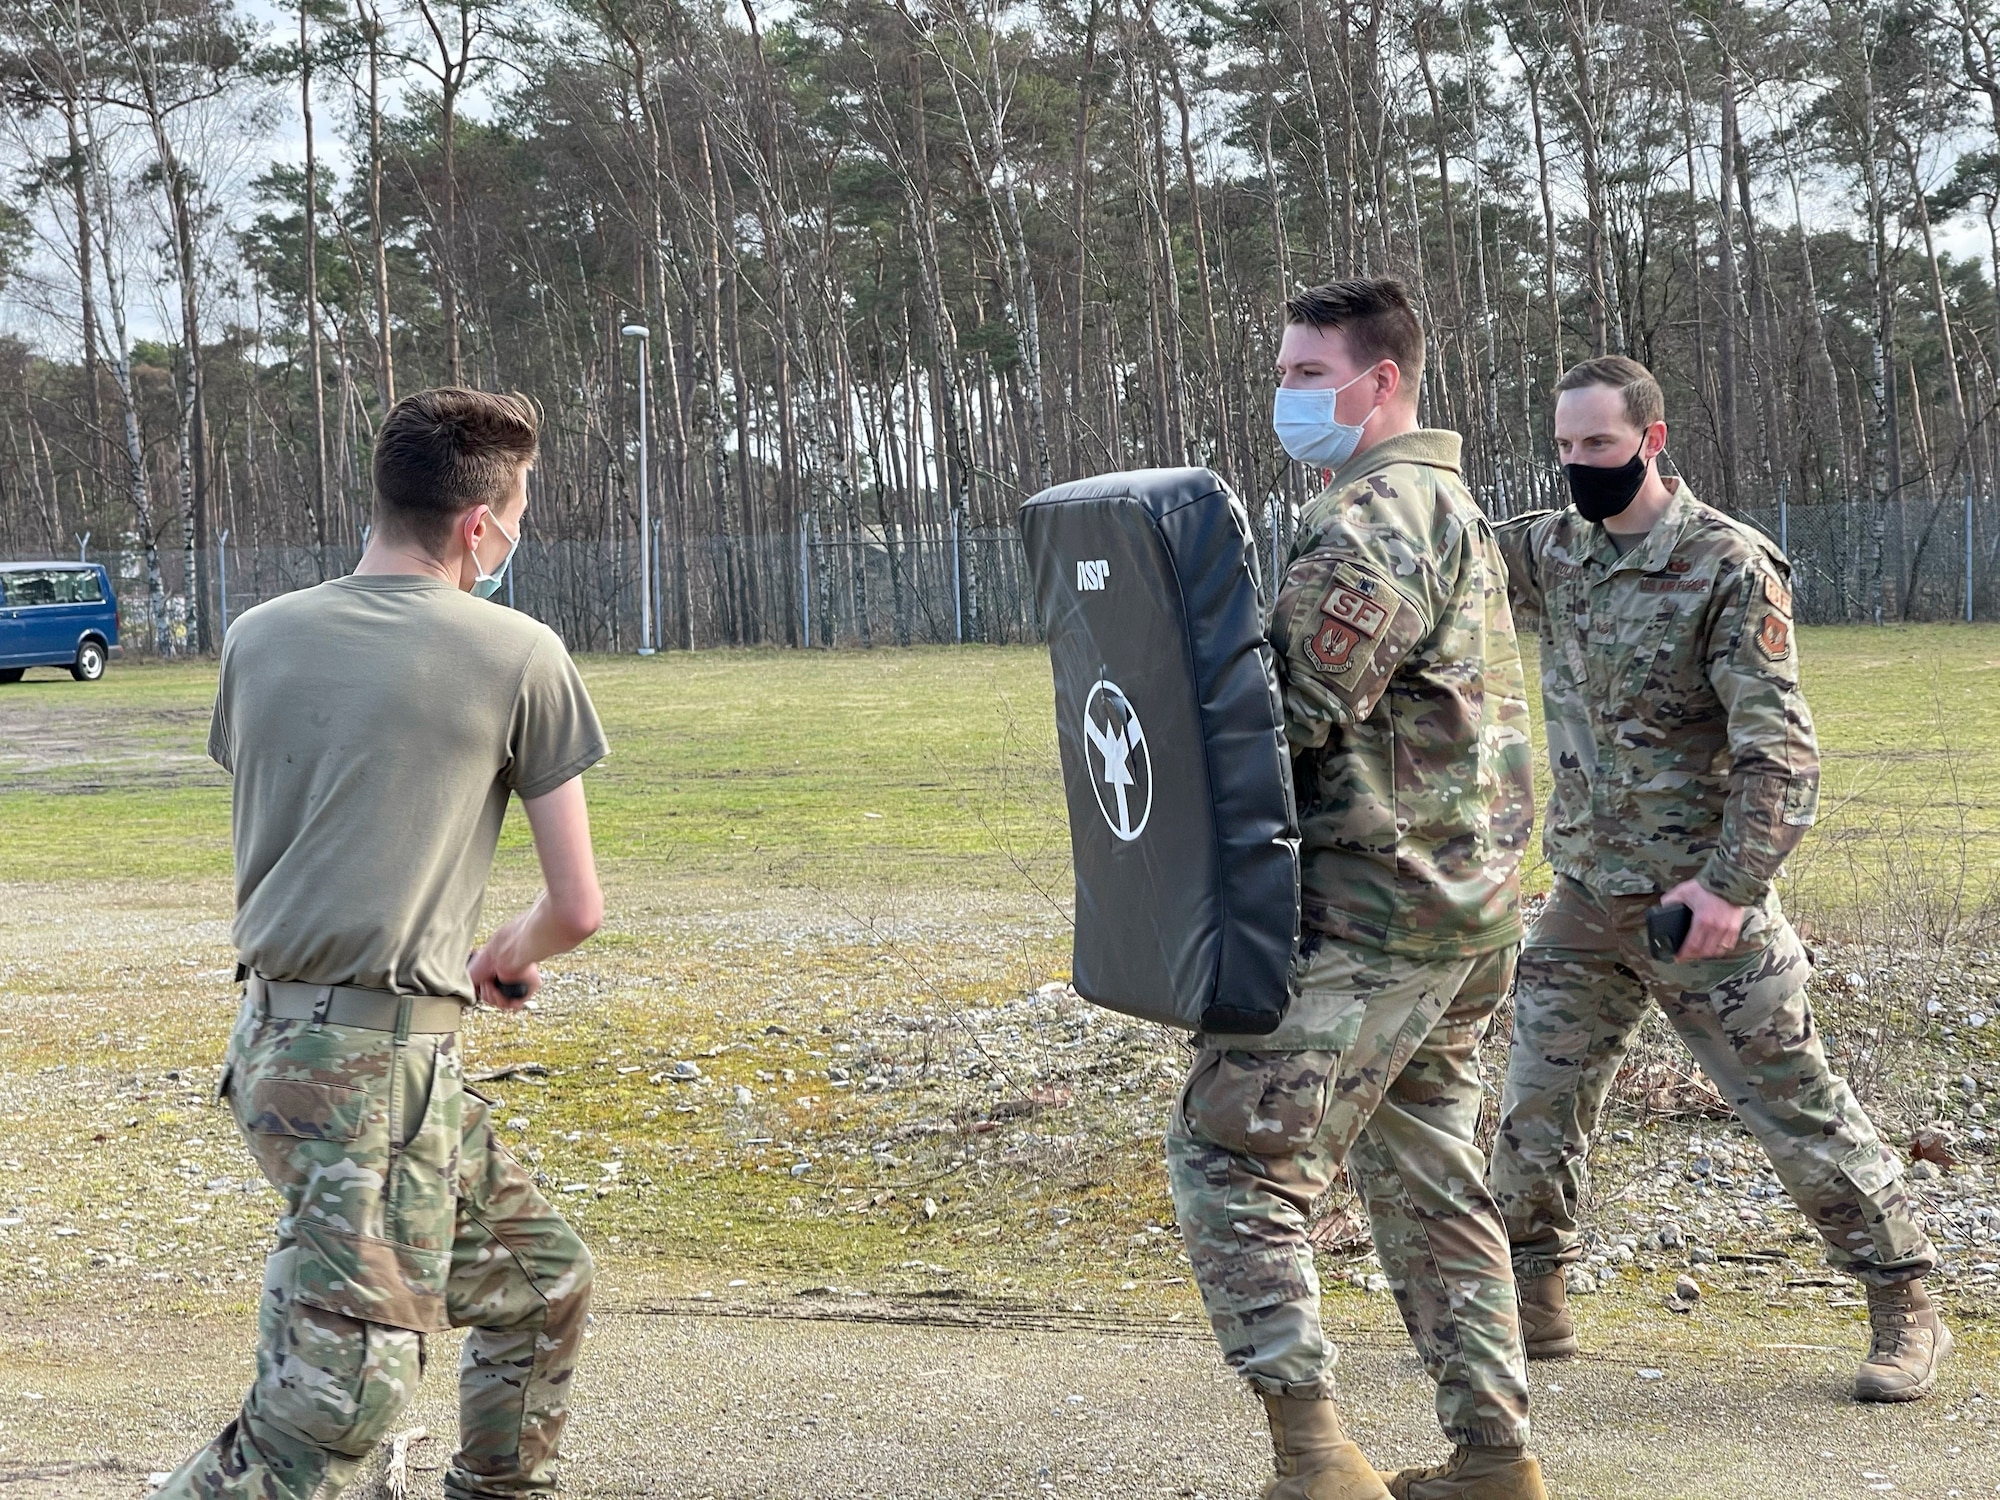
1563, 446, 1649, 523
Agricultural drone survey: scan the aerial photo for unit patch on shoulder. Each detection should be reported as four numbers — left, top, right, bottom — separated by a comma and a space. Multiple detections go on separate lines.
1309, 619, 1363, 671
1762, 571, 1794, 617
1274, 549, 1430, 723
1757, 612, 1791, 660
1319, 577, 1391, 639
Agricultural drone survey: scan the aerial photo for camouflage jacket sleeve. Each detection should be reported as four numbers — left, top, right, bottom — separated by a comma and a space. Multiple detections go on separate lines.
1267, 520, 1440, 750
1493, 510, 1556, 626
1697, 555, 1820, 906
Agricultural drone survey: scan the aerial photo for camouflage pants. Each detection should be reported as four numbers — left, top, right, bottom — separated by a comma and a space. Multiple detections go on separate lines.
1166, 940, 1530, 1449
157, 995, 594, 1499
1488, 876, 1934, 1287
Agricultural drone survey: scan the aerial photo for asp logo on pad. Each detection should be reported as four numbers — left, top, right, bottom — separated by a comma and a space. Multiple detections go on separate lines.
1082, 678, 1151, 842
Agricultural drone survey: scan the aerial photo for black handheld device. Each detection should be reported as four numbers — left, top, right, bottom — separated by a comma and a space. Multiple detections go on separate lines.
470, 949, 533, 1003
1645, 902, 1694, 962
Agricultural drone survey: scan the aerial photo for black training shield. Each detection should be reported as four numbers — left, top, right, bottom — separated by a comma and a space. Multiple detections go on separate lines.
1021, 467, 1299, 1034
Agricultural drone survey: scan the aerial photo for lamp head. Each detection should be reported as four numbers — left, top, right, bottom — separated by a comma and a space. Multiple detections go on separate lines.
621, 325, 649, 338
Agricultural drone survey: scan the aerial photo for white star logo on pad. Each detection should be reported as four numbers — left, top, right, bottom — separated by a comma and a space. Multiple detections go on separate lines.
1082, 679, 1152, 842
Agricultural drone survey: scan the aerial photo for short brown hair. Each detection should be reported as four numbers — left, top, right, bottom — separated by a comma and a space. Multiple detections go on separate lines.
1555, 356, 1664, 432
372, 387, 538, 554
1284, 278, 1426, 393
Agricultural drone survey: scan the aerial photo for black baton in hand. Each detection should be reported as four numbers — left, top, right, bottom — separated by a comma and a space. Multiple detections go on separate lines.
471, 951, 532, 1003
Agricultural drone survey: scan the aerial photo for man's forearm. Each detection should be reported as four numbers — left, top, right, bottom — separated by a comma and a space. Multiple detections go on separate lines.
490, 887, 602, 970
1698, 767, 1818, 907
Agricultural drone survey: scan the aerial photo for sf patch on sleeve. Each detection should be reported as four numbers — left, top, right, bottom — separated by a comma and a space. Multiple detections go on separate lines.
1755, 571, 1793, 661
1275, 554, 1427, 724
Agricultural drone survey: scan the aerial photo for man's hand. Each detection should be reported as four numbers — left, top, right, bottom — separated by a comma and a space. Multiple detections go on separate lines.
1660, 878, 1748, 961
470, 920, 542, 1011
466, 777, 602, 1012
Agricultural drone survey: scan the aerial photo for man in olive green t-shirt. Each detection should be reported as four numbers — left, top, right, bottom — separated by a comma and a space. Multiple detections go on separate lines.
160, 389, 608, 1500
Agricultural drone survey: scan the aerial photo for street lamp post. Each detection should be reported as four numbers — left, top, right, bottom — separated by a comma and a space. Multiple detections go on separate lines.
621, 323, 654, 655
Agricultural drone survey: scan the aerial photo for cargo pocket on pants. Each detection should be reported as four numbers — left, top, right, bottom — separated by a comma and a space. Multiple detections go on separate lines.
1182, 1050, 1337, 1158
1841, 1141, 1904, 1199
292, 1217, 450, 1334
259, 1242, 425, 1456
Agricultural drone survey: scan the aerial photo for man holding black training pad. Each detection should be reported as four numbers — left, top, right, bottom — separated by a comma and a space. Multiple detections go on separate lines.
1165, 279, 1544, 1500
1485, 356, 1946, 1403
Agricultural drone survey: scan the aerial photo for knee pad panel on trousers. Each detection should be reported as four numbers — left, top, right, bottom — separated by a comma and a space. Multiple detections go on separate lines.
256, 1297, 422, 1459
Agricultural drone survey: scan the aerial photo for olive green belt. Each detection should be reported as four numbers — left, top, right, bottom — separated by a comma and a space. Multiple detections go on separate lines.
246, 972, 464, 1035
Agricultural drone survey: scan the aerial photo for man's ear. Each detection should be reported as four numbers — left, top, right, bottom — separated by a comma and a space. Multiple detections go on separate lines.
1644, 420, 1669, 462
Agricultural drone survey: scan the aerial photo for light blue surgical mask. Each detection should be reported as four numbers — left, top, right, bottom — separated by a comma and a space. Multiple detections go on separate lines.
471, 510, 520, 599
1272, 368, 1379, 469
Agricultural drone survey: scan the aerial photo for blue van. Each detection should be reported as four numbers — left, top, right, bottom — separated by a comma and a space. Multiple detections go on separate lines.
0, 561, 121, 682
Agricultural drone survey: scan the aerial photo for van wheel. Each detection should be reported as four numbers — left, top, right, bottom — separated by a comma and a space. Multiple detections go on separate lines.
0, 668, 22, 684
71, 640, 106, 681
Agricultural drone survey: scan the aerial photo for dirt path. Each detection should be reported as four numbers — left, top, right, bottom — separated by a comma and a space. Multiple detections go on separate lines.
1, 1284, 1994, 1500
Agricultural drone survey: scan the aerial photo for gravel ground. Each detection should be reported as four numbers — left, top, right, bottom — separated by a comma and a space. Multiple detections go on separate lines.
2, 880, 1998, 1500
0, 1292, 1994, 1500
4, 890, 1999, 1318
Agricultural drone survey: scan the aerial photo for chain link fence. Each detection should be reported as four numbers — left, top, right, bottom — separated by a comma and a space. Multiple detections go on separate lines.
14, 489, 1995, 657
11, 521, 1040, 656
1244, 487, 2000, 626
1736, 492, 1997, 624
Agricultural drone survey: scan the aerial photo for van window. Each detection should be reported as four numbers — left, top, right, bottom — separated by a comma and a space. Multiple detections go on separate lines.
4, 571, 55, 607
0, 570, 101, 605
54, 569, 103, 603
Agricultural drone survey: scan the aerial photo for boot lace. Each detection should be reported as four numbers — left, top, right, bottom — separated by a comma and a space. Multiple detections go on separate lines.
1865, 1305, 1926, 1362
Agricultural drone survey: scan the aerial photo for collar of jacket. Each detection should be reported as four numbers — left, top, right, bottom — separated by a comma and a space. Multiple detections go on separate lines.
1585, 476, 1700, 574
1325, 428, 1463, 492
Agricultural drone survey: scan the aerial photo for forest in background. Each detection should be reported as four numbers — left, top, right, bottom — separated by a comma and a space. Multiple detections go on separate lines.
5, 0, 2000, 652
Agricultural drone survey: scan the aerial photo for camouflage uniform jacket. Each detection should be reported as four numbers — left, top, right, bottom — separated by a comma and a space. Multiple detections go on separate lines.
1268, 429, 1534, 958
1495, 479, 1818, 907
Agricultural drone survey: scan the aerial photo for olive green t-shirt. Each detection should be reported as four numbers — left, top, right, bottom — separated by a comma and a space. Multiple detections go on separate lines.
208, 575, 608, 1001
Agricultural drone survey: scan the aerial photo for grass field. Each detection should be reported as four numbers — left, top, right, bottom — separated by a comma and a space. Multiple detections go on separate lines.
0, 628, 1997, 1324
5, 624, 2000, 914
0, 647, 1074, 891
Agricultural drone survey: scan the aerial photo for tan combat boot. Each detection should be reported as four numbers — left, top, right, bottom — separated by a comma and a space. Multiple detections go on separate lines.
1515, 1271, 1576, 1360
1258, 1392, 1393, 1500
1384, 1446, 1548, 1500
1854, 1280, 1953, 1403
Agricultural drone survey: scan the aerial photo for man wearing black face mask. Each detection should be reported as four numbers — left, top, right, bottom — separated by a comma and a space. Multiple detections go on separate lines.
1485, 356, 1945, 1404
